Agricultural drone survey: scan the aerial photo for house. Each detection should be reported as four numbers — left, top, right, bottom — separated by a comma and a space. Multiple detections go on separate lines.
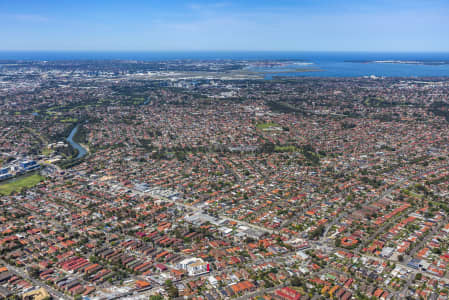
275, 287, 301, 300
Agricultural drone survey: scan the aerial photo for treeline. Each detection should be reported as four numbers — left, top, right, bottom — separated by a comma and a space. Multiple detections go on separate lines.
260, 142, 322, 166
360, 176, 383, 188
266, 100, 304, 114
429, 101, 449, 122
73, 123, 88, 144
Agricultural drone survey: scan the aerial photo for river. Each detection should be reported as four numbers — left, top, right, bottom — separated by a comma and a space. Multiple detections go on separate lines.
66, 125, 87, 160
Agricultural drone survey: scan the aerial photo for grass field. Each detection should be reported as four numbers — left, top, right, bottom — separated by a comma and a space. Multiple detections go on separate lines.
41, 148, 54, 156
60, 117, 78, 123
275, 145, 298, 152
256, 122, 280, 130
0, 173, 45, 196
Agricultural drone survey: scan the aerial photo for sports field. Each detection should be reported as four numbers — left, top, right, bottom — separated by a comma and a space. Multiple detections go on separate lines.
0, 173, 44, 196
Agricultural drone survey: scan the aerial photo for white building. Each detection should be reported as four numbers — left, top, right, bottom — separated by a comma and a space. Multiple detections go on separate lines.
177, 258, 210, 276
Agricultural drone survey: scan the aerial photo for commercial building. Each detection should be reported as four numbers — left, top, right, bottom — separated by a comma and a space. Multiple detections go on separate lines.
177, 258, 210, 276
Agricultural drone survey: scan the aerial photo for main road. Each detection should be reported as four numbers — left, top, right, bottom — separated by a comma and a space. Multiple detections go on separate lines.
0, 259, 70, 300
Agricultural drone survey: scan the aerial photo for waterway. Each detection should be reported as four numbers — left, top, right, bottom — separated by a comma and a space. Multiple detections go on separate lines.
66, 125, 87, 160
2, 51, 449, 77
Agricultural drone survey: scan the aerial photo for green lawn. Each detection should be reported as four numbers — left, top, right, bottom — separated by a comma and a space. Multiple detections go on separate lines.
41, 147, 54, 156
275, 145, 298, 152
256, 122, 280, 130
60, 117, 78, 123
0, 173, 45, 196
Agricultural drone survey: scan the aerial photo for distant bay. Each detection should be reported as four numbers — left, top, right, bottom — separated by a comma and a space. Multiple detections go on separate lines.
1, 51, 449, 77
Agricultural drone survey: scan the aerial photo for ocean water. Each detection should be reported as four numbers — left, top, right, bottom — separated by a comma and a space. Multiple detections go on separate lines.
1, 51, 449, 77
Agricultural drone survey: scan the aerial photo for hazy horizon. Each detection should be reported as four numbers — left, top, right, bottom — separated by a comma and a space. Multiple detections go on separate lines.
2, 50, 449, 53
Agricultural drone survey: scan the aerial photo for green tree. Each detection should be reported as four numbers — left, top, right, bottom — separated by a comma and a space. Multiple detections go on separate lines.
165, 280, 178, 298
291, 276, 303, 287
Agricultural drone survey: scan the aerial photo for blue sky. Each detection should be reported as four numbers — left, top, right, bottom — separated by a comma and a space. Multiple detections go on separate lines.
0, 0, 448, 51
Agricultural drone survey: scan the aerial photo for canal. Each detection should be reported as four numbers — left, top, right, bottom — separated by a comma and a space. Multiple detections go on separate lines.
66, 125, 88, 160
